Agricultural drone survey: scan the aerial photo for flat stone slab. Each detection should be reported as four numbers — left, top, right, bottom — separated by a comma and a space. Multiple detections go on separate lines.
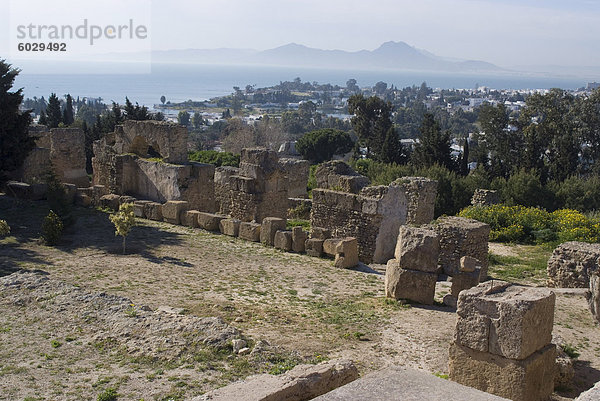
313, 366, 508, 401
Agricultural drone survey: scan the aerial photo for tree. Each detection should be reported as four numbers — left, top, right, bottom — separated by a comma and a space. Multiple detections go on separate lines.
0, 60, 34, 182
38, 109, 47, 125
477, 103, 519, 178
379, 127, 406, 164
124, 97, 150, 120
296, 128, 355, 163
346, 78, 359, 93
62, 94, 74, 126
374, 81, 388, 95
160, 95, 166, 105
411, 113, 454, 170
347, 94, 393, 161
46, 93, 62, 128
192, 112, 204, 129
109, 203, 136, 254
177, 110, 190, 126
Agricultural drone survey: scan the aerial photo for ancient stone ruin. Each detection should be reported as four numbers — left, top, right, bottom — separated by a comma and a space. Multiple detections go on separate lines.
311, 162, 437, 264
449, 281, 556, 401
471, 189, 500, 207
10, 125, 89, 188
547, 241, 600, 288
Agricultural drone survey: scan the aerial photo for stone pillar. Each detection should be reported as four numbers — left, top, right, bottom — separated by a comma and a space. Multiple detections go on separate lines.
384, 226, 439, 305
449, 281, 556, 401
471, 189, 500, 207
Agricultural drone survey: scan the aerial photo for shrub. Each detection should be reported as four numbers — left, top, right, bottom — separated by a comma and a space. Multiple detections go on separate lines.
0, 219, 10, 236
97, 387, 118, 401
459, 204, 600, 244
41, 210, 64, 245
109, 203, 136, 254
46, 168, 74, 226
502, 169, 554, 209
296, 128, 354, 163
188, 150, 240, 167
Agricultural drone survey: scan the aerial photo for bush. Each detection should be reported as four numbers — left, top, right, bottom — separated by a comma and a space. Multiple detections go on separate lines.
41, 210, 63, 245
296, 128, 354, 163
109, 203, 136, 254
46, 168, 74, 227
188, 150, 240, 167
459, 204, 600, 243
0, 219, 10, 236
501, 169, 555, 209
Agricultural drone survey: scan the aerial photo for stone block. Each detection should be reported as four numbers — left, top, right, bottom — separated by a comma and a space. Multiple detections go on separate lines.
239, 222, 261, 242
547, 241, 600, 288
449, 342, 556, 401
62, 183, 76, 204
7, 181, 32, 199
162, 200, 189, 225
274, 230, 293, 251
292, 226, 308, 253
384, 261, 438, 305
451, 268, 481, 297
460, 256, 481, 273
394, 226, 440, 273
305, 238, 324, 257
133, 200, 150, 218
144, 202, 163, 221
577, 381, 600, 401
182, 210, 201, 228
455, 282, 555, 360
99, 194, 121, 211
323, 238, 342, 256
588, 272, 600, 324
197, 212, 226, 232
220, 218, 241, 237
260, 217, 286, 246
311, 227, 332, 240
75, 193, 91, 207
334, 237, 359, 269
119, 195, 136, 205
30, 183, 48, 200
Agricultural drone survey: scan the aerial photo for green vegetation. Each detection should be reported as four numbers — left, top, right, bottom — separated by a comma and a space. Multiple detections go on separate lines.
0, 219, 10, 237
488, 246, 551, 283
561, 343, 580, 359
41, 210, 64, 246
296, 128, 354, 163
460, 205, 600, 244
188, 150, 240, 167
109, 203, 136, 254
96, 387, 118, 401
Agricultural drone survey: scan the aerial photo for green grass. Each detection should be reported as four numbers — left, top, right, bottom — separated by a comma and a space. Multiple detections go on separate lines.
487, 244, 553, 283
97, 387, 118, 401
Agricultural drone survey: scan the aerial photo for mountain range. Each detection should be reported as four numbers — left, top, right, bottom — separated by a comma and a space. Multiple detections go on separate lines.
151, 41, 504, 73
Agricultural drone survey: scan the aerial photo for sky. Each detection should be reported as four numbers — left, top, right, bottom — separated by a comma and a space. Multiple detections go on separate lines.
2, 0, 600, 68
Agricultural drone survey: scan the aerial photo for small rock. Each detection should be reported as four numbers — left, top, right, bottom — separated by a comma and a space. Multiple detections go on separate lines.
232, 339, 247, 354
238, 347, 250, 356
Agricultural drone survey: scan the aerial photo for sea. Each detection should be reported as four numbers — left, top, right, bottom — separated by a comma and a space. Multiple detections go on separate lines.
12, 62, 593, 109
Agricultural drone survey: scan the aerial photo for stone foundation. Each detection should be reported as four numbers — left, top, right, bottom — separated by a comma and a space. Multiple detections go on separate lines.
547, 241, 600, 288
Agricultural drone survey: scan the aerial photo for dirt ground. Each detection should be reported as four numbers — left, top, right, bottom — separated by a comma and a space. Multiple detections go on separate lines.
1, 195, 599, 400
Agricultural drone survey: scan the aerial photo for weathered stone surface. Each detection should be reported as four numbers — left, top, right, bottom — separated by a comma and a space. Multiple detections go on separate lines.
311, 227, 332, 240
144, 202, 163, 221
75, 193, 92, 207
334, 237, 359, 269
182, 210, 201, 228
315, 161, 370, 194
62, 183, 76, 204
451, 268, 481, 297
313, 366, 509, 401
471, 189, 500, 207
547, 241, 600, 288
455, 282, 555, 360
162, 200, 189, 225
577, 381, 600, 401
553, 336, 575, 389
220, 218, 241, 237
394, 226, 440, 273
323, 238, 342, 257
449, 342, 556, 401
47, 128, 89, 187
99, 194, 121, 211
239, 222, 261, 242
260, 217, 286, 246
460, 256, 481, 273
119, 195, 136, 205
279, 158, 309, 198
118, 120, 188, 164
587, 272, 600, 323
193, 359, 358, 401
395, 177, 438, 225
384, 261, 437, 305
432, 216, 490, 280
133, 200, 150, 218
6, 181, 33, 199
292, 226, 308, 253
306, 238, 324, 257
274, 230, 293, 251
197, 212, 226, 232
214, 166, 239, 216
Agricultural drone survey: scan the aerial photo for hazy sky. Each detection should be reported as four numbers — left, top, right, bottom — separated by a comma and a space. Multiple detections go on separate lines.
2, 0, 600, 67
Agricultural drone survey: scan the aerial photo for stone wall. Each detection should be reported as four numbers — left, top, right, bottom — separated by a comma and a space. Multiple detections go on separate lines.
278, 158, 309, 198
431, 216, 490, 280
315, 160, 370, 194
14, 126, 88, 187
311, 184, 408, 264
395, 177, 437, 224
113, 120, 188, 164
214, 166, 239, 216
471, 189, 500, 207
547, 241, 600, 288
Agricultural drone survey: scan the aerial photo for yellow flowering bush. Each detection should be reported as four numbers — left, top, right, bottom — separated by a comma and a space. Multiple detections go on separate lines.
459, 205, 600, 244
